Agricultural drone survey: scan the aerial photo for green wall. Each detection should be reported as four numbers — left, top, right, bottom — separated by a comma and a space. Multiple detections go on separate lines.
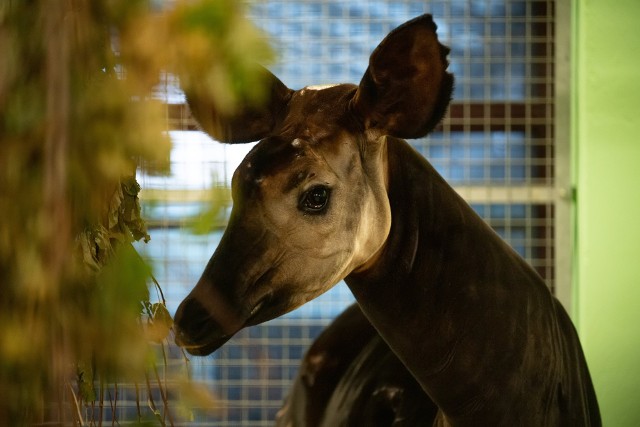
573, 0, 640, 425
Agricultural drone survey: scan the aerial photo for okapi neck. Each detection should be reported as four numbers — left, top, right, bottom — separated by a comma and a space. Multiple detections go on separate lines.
345, 137, 554, 415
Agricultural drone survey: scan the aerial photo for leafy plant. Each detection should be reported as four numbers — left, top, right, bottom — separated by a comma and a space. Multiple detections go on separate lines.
0, 0, 272, 424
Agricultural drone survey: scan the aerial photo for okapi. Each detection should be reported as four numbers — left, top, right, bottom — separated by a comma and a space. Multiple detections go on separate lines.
174, 15, 601, 426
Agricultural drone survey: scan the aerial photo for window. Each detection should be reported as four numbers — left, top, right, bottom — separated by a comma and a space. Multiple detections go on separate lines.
138, 1, 562, 425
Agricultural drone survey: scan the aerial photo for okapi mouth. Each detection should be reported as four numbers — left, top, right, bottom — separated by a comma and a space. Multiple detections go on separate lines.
173, 297, 235, 355
173, 293, 274, 356
179, 331, 233, 357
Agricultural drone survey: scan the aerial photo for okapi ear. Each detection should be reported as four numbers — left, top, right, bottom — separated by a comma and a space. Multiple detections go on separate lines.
351, 14, 454, 139
185, 66, 293, 144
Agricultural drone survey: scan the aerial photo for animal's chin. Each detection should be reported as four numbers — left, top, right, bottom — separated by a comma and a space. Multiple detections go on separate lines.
183, 334, 233, 356
175, 323, 237, 356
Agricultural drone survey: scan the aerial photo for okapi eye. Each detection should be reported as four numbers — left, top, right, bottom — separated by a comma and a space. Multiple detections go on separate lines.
300, 186, 330, 213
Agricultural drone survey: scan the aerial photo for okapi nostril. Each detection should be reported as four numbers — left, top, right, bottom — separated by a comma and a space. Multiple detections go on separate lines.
173, 295, 236, 355
174, 298, 210, 335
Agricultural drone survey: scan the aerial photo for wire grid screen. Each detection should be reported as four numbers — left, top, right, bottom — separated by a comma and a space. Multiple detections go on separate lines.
136, 1, 556, 425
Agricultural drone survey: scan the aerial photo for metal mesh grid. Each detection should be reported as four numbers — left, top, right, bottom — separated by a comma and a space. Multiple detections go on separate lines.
135, 1, 557, 425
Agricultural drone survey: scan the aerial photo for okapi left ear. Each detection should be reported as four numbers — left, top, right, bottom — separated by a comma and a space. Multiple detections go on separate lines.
351, 14, 454, 139
185, 66, 294, 144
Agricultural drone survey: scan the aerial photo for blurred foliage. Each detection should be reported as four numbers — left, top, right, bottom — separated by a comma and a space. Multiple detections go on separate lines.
0, 0, 272, 425
188, 185, 231, 235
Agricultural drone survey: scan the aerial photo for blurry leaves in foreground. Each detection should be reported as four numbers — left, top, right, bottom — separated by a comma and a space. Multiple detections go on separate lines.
0, 0, 272, 425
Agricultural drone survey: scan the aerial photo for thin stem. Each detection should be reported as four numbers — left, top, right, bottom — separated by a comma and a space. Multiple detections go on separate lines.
135, 382, 142, 423
98, 380, 104, 427
153, 361, 175, 427
66, 382, 85, 426
145, 373, 166, 427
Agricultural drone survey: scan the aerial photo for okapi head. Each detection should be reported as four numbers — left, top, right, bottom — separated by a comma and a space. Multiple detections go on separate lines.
174, 15, 453, 356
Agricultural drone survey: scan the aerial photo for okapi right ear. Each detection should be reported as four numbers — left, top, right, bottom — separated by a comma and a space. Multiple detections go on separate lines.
185, 66, 293, 144
351, 14, 454, 139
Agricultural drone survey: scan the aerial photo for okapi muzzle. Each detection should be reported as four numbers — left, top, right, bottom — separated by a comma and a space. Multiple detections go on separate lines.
174, 14, 453, 355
